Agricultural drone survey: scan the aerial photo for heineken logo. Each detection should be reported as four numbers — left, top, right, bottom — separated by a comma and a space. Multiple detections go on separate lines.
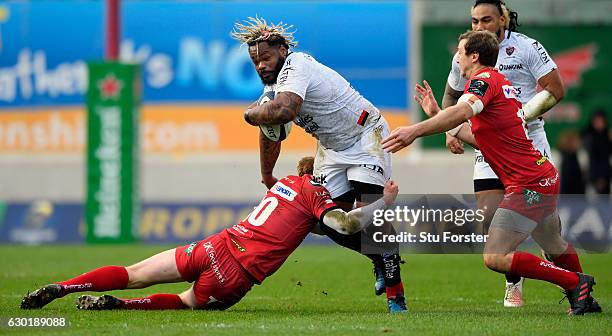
97, 74, 123, 100
93, 106, 122, 238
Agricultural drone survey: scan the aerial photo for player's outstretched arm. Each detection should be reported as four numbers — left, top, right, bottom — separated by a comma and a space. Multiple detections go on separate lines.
381, 102, 473, 153
322, 181, 399, 235
245, 92, 303, 126
259, 131, 281, 189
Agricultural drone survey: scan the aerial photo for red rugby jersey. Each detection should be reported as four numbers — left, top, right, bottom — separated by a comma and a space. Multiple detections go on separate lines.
222, 175, 339, 283
463, 68, 557, 192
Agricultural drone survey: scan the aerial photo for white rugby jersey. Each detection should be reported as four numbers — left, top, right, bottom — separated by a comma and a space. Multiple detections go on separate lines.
447, 30, 557, 129
264, 52, 380, 151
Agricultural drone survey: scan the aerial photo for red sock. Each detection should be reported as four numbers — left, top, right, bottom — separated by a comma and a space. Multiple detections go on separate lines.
510, 252, 579, 290
120, 294, 185, 310
552, 244, 583, 273
57, 266, 129, 296
386, 282, 404, 299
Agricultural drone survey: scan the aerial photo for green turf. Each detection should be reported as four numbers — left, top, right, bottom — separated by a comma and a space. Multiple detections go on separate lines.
0, 245, 609, 335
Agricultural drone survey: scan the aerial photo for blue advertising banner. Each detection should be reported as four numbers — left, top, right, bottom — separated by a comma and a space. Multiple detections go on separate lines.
0, 1, 409, 109
0, 198, 610, 250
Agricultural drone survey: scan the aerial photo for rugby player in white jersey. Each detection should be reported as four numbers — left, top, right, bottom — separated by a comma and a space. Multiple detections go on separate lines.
442, 0, 599, 311
231, 17, 407, 313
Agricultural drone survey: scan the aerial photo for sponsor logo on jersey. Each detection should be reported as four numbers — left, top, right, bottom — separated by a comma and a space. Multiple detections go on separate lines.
359, 164, 385, 176
313, 174, 327, 185
539, 172, 559, 187
184, 242, 197, 256
467, 79, 489, 97
531, 41, 551, 64
230, 238, 246, 252
295, 114, 320, 134
536, 156, 548, 166
315, 190, 330, 197
277, 62, 294, 85
498, 63, 524, 71
230, 224, 253, 238
272, 181, 297, 201
203, 241, 226, 284
522, 188, 542, 205
502, 85, 518, 99
505, 46, 515, 56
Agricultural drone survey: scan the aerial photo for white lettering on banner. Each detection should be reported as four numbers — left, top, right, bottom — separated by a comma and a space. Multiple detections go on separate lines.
0, 110, 221, 152
565, 207, 607, 241
141, 121, 219, 151
0, 39, 258, 103
93, 106, 121, 238
0, 49, 87, 102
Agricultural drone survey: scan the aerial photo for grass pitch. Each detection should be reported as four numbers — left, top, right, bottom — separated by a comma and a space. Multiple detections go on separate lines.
0, 245, 609, 335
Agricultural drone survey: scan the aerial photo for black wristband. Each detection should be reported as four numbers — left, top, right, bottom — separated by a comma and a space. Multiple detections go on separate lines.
244, 110, 255, 126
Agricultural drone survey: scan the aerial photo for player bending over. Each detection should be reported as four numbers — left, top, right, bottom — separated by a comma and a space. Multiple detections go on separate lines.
382, 30, 599, 315
232, 17, 406, 312
21, 158, 399, 311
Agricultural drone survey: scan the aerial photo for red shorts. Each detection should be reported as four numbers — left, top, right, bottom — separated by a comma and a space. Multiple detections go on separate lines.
500, 172, 560, 223
175, 232, 253, 310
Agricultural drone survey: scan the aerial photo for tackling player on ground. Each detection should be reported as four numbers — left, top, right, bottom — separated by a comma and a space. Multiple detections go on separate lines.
21, 158, 399, 311
231, 17, 407, 312
382, 30, 599, 316
443, 0, 567, 307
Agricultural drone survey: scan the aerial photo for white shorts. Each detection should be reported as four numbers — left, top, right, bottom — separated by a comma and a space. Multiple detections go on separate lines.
313, 117, 392, 198
473, 124, 554, 181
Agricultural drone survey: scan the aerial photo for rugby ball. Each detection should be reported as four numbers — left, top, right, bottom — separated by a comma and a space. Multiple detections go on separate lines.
258, 91, 293, 142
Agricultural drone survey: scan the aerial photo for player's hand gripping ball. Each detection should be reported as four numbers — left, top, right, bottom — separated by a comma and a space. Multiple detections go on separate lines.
258, 91, 293, 142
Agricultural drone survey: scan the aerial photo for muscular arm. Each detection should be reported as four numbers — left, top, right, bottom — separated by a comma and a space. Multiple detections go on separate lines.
322, 199, 387, 235
539, 69, 565, 101
442, 83, 462, 109
416, 102, 473, 139
321, 180, 398, 235
259, 131, 281, 188
523, 69, 565, 121
245, 92, 303, 126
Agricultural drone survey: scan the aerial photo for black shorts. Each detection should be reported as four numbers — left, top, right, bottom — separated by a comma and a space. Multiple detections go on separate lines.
473, 178, 504, 193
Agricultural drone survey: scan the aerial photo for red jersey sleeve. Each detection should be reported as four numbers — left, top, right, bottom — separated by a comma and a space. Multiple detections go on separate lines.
300, 176, 340, 221
465, 71, 498, 108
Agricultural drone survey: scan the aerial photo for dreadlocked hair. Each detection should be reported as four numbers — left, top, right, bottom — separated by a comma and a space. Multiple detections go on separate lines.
474, 0, 520, 35
501, 2, 520, 33
231, 16, 298, 49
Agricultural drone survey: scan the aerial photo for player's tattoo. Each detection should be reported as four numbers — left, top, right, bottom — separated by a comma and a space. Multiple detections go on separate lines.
249, 92, 302, 125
